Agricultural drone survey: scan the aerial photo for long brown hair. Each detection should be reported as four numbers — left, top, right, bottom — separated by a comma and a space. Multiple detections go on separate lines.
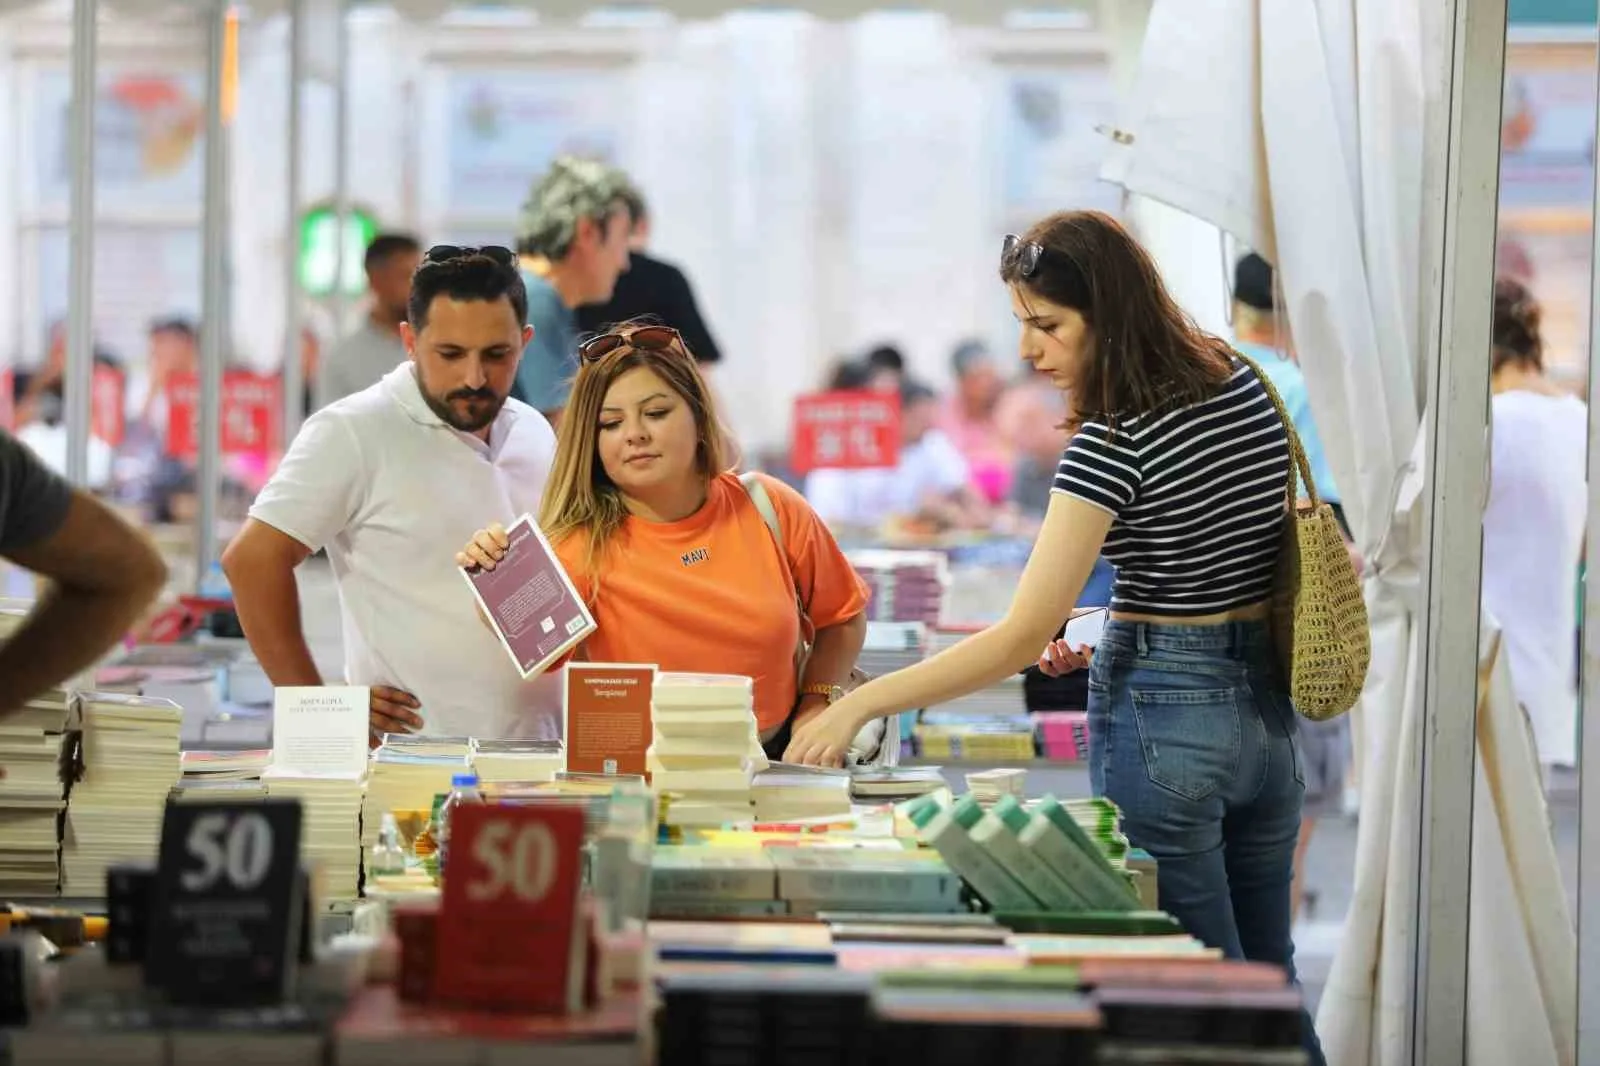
539, 330, 735, 581
1000, 210, 1234, 428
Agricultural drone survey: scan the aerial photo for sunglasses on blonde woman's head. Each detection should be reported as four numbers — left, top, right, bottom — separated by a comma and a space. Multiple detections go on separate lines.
420, 244, 517, 268
578, 324, 684, 364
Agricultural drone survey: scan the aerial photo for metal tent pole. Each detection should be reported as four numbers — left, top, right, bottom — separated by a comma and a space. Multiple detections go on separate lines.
1578, 1, 1600, 1053
196, 0, 229, 588
331, 0, 349, 335
64, 0, 97, 487
283, 0, 306, 434
1411, 0, 1506, 1061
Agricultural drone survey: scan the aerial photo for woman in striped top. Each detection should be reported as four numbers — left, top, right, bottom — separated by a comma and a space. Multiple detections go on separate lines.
787, 211, 1322, 1063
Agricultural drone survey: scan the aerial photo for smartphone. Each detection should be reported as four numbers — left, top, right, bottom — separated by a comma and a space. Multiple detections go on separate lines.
1063, 607, 1109, 649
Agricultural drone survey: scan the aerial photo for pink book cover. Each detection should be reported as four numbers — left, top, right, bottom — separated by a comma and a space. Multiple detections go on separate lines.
459, 513, 596, 679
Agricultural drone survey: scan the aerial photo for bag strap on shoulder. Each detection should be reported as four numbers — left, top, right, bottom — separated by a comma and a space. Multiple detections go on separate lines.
1232, 350, 1319, 512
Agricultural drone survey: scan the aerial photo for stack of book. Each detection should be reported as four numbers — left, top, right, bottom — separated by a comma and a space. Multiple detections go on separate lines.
262, 769, 364, 900
751, 764, 852, 822
60, 693, 183, 898
848, 765, 945, 803
856, 621, 927, 679
361, 735, 472, 861
471, 738, 564, 784
773, 849, 966, 918
966, 768, 1027, 806
0, 685, 71, 896
1059, 797, 1130, 870
847, 550, 948, 626
650, 845, 782, 919
171, 748, 271, 803
647, 674, 759, 828
913, 717, 1036, 761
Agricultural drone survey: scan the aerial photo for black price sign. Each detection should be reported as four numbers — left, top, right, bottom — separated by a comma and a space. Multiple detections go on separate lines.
148, 798, 306, 1007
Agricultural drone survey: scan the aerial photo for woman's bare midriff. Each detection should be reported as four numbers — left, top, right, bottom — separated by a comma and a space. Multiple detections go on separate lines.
1110, 599, 1272, 626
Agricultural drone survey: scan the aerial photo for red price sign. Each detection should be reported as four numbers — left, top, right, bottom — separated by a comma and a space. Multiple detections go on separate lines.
790, 390, 901, 475
434, 801, 586, 1013
167, 371, 283, 458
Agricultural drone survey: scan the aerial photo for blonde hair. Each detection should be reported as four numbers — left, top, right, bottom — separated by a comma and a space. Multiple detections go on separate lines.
539, 332, 735, 584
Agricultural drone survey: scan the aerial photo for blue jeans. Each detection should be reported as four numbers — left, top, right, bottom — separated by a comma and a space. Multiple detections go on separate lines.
1087, 620, 1325, 1066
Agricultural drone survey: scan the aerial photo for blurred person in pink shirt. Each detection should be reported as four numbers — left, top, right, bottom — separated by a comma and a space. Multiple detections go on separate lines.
940, 339, 1012, 504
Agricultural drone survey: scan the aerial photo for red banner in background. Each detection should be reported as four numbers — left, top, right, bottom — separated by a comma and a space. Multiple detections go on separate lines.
0, 369, 12, 431
790, 391, 901, 475
166, 371, 283, 459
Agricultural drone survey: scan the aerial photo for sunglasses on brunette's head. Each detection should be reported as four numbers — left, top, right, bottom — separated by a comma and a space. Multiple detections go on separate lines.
1001, 234, 1046, 278
577, 324, 684, 363
421, 244, 516, 268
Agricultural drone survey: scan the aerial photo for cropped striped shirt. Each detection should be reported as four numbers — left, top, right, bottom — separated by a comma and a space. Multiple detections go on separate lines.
1052, 359, 1289, 617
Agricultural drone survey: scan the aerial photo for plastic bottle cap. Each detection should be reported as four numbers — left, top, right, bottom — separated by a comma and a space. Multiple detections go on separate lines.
951, 795, 984, 829
451, 774, 480, 788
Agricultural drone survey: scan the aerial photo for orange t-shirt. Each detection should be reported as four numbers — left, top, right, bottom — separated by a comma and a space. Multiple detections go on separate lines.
554, 472, 869, 733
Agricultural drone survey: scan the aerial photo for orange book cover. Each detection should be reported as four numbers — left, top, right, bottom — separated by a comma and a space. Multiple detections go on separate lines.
564, 663, 656, 779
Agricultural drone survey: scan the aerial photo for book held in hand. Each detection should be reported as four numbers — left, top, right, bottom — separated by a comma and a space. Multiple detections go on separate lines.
459, 514, 596, 679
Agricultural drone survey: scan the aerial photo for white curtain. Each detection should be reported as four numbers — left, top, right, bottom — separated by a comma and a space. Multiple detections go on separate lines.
1100, 1, 1577, 1063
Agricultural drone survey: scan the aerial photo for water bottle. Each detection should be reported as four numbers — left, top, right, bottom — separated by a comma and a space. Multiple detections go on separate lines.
436, 773, 483, 882
369, 811, 406, 879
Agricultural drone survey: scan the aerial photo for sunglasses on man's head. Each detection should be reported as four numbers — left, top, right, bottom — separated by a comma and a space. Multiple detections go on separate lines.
421, 244, 516, 268
1002, 234, 1045, 278
578, 325, 684, 364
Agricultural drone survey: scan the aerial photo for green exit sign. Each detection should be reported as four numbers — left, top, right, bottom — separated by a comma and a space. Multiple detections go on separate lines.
298, 205, 378, 298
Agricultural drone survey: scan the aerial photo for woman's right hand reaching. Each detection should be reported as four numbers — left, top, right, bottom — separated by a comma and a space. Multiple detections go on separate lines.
456, 523, 510, 572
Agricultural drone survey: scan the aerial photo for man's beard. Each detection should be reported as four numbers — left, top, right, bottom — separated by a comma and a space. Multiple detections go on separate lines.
422, 383, 504, 433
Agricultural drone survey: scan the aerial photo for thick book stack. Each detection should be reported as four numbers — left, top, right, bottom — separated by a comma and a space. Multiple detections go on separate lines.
856, 621, 927, 679
60, 693, 183, 898
847, 550, 949, 626
650, 846, 784, 919
751, 765, 852, 822
361, 736, 472, 860
773, 849, 966, 918
470, 738, 564, 784
171, 748, 271, 803
0, 686, 71, 896
913, 717, 1036, 761
262, 770, 364, 900
966, 768, 1027, 806
647, 674, 760, 828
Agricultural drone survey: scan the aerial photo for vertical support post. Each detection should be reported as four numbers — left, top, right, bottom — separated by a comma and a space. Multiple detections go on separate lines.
1411, 0, 1506, 1062
331, 0, 350, 335
64, 0, 97, 487
1577, 4, 1600, 1055
283, 0, 306, 433
196, 0, 229, 588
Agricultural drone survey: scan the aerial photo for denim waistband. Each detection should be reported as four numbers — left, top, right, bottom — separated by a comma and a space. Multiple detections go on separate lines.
1097, 618, 1273, 659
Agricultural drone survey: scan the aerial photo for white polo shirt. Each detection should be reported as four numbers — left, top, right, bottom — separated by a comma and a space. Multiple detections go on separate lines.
249, 363, 561, 739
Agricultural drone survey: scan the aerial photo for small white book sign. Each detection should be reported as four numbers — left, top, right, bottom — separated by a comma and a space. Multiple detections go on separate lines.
270, 686, 369, 777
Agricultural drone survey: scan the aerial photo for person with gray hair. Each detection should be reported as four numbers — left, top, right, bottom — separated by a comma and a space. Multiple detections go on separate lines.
512, 156, 635, 426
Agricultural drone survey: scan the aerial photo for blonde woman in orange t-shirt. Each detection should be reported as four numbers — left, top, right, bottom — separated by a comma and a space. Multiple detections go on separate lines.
457, 322, 869, 753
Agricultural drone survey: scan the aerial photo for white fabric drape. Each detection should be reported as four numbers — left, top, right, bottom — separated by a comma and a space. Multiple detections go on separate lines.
1100, 1, 1577, 1064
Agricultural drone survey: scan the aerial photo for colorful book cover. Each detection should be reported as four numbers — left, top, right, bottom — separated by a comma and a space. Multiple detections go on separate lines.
459, 513, 595, 679
564, 663, 656, 779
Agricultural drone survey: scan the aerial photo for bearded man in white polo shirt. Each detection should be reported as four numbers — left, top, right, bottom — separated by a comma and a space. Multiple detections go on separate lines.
222, 246, 560, 741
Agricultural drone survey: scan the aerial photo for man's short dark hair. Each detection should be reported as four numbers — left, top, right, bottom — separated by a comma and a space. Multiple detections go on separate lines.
366, 233, 422, 274
900, 378, 937, 407
865, 344, 906, 374
407, 253, 528, 333
617, 183, 648, 227
1234, 252, 1275, 312
149, 316, 197, 341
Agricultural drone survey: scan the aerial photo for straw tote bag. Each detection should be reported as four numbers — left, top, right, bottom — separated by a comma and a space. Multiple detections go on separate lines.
1234, 353, 1370, 721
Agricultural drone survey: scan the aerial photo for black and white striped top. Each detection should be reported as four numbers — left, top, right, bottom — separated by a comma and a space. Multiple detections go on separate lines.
1053, 359, 1289, 617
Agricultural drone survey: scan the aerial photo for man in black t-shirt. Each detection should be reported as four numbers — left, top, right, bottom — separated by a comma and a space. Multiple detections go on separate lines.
575, 183, 722, 365
0, 428, 167, 722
